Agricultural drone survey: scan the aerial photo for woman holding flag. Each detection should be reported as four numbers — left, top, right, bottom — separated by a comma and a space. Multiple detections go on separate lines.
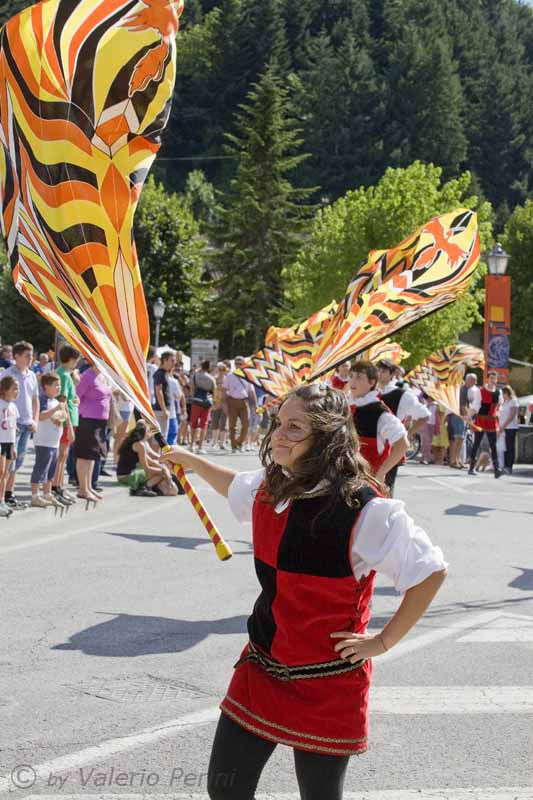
162, 383, 447, 800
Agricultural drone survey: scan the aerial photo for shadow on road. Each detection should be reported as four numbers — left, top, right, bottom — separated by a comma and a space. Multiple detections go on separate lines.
103, 531, 253, 555
444, 503, 533, 517
52, 612, 249, 657
508, 566, 533, 591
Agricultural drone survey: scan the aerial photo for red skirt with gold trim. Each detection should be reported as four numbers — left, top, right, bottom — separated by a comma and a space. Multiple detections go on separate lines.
220, 646, 372, 756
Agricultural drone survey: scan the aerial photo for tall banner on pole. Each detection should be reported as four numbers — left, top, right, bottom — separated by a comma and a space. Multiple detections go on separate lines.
484, 275, 511, 384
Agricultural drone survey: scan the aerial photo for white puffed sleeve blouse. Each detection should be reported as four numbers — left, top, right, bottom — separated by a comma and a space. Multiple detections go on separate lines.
228, 469, 447, 594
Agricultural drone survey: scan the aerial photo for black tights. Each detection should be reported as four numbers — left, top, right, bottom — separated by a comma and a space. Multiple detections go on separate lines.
470, 430, 499, 471
207, 714, 350, 800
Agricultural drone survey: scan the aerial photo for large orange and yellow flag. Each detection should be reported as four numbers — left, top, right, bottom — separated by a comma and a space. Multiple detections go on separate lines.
407, 344, 485, 416
237, 210, 481, 397
0, 0, 184, 424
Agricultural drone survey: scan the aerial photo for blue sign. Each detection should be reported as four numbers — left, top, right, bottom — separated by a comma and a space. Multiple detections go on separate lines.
488, 334, 510, 369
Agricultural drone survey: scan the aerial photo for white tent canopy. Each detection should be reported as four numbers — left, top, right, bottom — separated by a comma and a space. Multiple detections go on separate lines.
156, 346, 191, 372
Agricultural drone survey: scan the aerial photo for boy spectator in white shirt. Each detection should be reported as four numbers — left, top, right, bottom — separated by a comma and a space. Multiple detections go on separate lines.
4, 341, 39, 508
0, 375, 19, 517
30, 373, 67, 508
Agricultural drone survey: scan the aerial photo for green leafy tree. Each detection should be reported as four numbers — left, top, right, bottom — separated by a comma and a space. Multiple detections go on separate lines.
502, 200, 533, 362
133, 176, 210, 349
0, 260, 55, 353
283, 161, 492, 368
209, 66, 315, 355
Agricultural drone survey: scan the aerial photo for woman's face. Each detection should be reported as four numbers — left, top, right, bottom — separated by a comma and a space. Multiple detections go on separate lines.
270, 396, 313, 471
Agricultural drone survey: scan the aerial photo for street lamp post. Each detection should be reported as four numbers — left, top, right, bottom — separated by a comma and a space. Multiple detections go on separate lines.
153, 296, 166, 349
484, 243, 511, 384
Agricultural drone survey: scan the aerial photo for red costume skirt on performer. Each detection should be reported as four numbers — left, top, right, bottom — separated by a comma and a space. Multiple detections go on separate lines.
220, 644, 372, 756
475, 415, 498, 432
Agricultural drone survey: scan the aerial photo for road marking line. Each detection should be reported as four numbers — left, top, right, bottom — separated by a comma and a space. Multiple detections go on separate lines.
376, 610, 503, 664
371, 686, 533, 714
0, 707, 220, 794
426, 476, 468, 494
20, 790, 533, 800
0, 504, 177, 556
458, 613, 533, 642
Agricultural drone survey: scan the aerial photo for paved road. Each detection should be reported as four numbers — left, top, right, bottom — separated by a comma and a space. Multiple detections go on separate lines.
1, 455, 533, 799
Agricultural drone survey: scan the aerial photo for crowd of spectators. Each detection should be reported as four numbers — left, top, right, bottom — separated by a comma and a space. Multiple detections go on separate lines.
0, 339, 526, 517
0, 341, 272, 515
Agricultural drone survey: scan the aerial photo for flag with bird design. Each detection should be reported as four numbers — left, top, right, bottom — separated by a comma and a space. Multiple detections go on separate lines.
0, 0, 183, 424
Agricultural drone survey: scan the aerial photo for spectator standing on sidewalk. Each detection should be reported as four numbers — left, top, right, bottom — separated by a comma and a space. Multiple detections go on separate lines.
190, 360, 216, 454
4, 342, 39, 509
176, 362, 191, 445
167, 369, 184, 446
224, 356, 250, 453
499, 385, 519, 474
32, 353, 50, 378
30, 372, 67, 508
51, 345, 80, 504
0, 345, 13, 370
0, 375, 19, 517
75, 363, 112, 502
152, 351, 176, 439
146, 346, 159, 407
211, 362, 229, 451
418, 394, 435, 464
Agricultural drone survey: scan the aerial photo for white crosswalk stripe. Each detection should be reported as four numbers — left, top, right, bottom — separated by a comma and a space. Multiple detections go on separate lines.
371, 686, 533, 714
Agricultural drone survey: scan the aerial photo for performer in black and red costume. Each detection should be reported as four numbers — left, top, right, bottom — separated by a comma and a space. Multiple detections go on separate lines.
468, 370, 502, 478
328, 359, 351, 393
163, 384, 447, 800
349, 360, 409, 495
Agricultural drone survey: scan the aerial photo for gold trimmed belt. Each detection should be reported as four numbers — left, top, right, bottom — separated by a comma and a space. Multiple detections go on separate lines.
234, 641, 365, 681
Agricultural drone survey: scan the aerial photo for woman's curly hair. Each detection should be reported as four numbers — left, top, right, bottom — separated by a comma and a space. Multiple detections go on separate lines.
259, 382, 380, 513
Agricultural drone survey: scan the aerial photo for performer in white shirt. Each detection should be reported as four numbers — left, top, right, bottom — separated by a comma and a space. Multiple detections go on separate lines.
349, 361, 409, 495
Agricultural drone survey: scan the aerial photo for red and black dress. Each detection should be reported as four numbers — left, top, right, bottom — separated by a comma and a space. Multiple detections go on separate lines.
351, 401, 391, 474
474, 387, 501, 431
221, 483, 378, 756
222, 469, 447, 757
469, 386, 501, 473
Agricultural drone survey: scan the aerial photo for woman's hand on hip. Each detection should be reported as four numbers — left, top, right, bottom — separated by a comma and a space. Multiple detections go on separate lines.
330, 630, 388, 662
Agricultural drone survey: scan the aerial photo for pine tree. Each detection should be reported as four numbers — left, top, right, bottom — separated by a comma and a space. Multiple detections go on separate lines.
384, 23, 467, 177
209, 67, 315, 355
292, 31, 386, 198
235, 0, 291, 79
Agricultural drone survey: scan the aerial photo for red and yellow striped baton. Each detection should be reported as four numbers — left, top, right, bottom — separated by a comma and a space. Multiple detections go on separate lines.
156, 437, 232, 561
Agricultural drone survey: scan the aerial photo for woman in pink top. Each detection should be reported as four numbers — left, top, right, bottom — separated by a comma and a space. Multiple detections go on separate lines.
75, 364, 112, 502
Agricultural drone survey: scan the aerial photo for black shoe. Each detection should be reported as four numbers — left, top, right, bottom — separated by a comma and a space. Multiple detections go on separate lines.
100, 469, 112, 477
494, 469, 502, 479
52, 487, 73, 506
6, 496, 28, 509
468, 468, 475, 475
133, 486, 158, 497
